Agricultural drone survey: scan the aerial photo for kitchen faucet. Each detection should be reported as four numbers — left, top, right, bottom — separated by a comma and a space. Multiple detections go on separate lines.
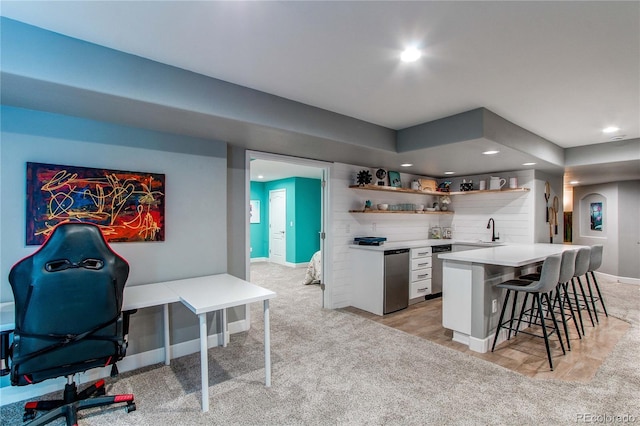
487, 218, 499, 242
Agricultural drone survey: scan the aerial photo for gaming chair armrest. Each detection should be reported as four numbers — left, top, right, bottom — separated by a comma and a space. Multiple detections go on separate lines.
122, 310, 137, 337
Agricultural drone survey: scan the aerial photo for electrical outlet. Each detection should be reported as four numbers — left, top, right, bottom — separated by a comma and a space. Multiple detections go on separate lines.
492, 299, 498, 314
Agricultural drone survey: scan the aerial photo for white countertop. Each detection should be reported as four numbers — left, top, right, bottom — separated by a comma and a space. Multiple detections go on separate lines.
438, 243, 583, 267
349, 239, 498, 251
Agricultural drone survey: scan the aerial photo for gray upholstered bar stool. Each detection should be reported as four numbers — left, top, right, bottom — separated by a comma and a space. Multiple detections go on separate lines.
491, 253, 565, 370
554, 249, 582, 348
520, 250, 582, 349
571, 247, 596, 334
586, 244, 608, 318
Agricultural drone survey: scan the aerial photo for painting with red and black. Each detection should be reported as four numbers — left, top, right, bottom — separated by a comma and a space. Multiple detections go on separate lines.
26, 162, 165, 245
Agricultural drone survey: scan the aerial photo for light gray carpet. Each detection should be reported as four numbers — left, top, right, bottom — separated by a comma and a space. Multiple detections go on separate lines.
2, 263, 638, 425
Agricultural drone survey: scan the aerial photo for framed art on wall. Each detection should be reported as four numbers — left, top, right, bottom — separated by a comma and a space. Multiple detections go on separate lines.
250, 200, 261, 223
26, 162, 165, 245
590, 202, 603, 231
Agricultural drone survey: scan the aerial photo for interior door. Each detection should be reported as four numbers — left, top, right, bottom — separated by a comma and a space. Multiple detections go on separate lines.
269, 189, 287, 265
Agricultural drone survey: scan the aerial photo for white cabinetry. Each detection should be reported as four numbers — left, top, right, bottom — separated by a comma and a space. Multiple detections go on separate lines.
410, 247, 432, 302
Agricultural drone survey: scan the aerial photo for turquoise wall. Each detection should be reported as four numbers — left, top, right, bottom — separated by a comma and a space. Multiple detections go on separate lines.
294, 178, 322, 262
250, 177, 321, 263
250, 182, 268, 258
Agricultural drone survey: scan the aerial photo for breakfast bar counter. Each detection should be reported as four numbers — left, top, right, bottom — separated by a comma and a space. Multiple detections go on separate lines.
438, 243, 582, 353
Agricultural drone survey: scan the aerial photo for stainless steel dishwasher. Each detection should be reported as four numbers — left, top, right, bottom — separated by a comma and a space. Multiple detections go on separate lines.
383, 249, 410, 314
431, 244, 452, 295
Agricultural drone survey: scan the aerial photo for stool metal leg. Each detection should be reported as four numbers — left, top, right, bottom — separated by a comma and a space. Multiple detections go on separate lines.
562, 282, 582, 339
536, 293, 554, 370
584, 275, 599, 324
592, 271, 608, 317
588, 271, 609, 317
554, 287, 571, 351
491, 289, 511, 352
506, 291, 519, 340
544, 292, 565, 355
576, 276, 595, 327
571, 278, 586, 334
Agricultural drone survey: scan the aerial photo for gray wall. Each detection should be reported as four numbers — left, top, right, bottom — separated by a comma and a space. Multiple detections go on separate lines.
617, 181, 640, 279
1, 106, 229, 356
573, 180, 640, 280
534, 170, 564, 244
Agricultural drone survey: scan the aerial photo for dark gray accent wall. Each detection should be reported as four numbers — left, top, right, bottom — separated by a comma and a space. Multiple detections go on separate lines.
565, 138, 640, 166
397, 108, 484, 152
483, 109, 564, 167
1, 18, 396, 157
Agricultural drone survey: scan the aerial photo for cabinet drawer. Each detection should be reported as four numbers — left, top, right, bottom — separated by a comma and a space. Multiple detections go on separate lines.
410, 279, 432, 299
411, 247, 432, 259
411, 268, 432, 282
411, 257, 432, 270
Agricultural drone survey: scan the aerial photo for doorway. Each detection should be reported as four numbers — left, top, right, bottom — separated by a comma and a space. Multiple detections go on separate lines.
269, 189, 287, 265
247, 151, 331, 309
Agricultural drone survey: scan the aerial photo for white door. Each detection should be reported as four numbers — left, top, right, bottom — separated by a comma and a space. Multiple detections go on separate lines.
269, 189, 287, 265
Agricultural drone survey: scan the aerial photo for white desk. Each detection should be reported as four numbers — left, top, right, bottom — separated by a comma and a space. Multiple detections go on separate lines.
163, 274, 276, 412
123, 283, 181, 365
1, 274, 276, 413
0, 303, 15, 333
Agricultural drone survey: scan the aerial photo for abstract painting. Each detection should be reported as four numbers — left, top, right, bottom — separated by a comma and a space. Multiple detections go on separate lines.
26, 162, 165, 245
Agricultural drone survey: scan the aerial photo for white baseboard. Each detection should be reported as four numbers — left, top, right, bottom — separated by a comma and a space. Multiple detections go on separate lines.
250, 257, 268, 263
595, 271, 640, 286
0, 318, 249, 406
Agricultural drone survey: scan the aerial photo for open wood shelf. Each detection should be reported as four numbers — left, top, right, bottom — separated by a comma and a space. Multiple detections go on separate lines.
349, 184, 529, 196
349, 209, 454, 215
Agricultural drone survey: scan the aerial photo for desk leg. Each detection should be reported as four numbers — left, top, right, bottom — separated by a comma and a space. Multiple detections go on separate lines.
163, 304, 171, 365
264, 299, 271, 387
222, 308, 228, 348
199, 313, 209, 412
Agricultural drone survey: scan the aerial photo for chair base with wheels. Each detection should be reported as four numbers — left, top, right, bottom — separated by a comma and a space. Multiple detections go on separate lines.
21, 374, 135, 426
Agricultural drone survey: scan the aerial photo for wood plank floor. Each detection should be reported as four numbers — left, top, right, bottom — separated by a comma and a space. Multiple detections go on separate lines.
342, 297, 629, 382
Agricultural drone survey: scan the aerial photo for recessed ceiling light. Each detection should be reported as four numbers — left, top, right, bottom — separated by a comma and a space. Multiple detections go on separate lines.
444, 171, 455, 175
522, 162, 537, 166
400, 163, 413, 167
602, 126, 620, 133
482, 150, 500, 155
258, 175, 264, 179
569, 181, 579, 185
400, 47, 421, 63
610, 135, 626, 141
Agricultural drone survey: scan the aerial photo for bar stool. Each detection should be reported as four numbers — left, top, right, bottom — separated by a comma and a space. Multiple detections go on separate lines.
491, 253, 565, 370
553, 250, 582, 348
520, 250, 582, 349
586, 244, 608, 318
571, 247, 596, 334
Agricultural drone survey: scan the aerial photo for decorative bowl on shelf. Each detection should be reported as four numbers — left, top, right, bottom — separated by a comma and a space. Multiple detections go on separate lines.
377, 203, 389, 211
425, 207, 436, 212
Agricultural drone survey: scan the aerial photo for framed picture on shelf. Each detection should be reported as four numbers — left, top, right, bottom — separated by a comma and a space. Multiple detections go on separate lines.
388, 171, 401, 188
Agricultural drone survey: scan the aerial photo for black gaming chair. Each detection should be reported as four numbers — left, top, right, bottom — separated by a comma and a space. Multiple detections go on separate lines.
8, 222, 136, 425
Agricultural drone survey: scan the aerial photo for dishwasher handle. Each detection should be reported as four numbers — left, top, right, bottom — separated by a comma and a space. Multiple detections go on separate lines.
384, 249, 410, 255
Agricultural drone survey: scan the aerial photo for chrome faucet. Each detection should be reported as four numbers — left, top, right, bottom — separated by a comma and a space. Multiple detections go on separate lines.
487, 218, 499, 242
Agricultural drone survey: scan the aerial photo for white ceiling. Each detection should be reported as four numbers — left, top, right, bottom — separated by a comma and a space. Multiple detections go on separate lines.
250, 159, 323, 182
2, 1, 639, 185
